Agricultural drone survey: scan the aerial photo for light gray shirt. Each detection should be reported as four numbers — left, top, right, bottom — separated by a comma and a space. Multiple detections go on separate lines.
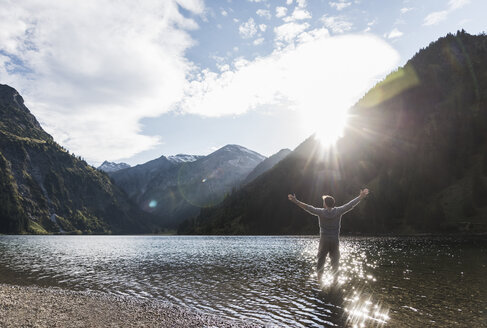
301, 196, 361, 238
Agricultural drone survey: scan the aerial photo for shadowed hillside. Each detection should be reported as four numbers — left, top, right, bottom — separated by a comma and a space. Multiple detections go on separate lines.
180, 31, 487, 235
243, 148, 291, 185
0, 84, 154, 234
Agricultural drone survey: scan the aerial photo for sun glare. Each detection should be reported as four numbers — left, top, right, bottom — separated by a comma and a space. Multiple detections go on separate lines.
301, 106, 349, 147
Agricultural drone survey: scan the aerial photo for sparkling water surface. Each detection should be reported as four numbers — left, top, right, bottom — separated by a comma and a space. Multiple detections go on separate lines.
0, 235, 485, 327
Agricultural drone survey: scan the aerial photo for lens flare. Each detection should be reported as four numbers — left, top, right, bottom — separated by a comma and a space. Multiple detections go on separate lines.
148, 200, 157, 208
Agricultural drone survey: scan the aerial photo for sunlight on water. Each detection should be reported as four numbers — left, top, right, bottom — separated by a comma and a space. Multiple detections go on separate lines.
344, 291, 389, 327
315, 242, 390, 327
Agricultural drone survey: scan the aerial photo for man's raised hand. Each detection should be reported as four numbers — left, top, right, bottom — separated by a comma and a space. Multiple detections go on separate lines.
288, 194, 297, 203
360, 188, 369, 199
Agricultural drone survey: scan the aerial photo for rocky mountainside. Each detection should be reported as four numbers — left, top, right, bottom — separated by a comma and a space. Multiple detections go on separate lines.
97, 161, 130, 173
243, 148, 291, 185
110, 155, 175, 201
111, 144, 265, 228
181, 31, 487, 235
109, 154, 204, 202
0, 84, 153, 234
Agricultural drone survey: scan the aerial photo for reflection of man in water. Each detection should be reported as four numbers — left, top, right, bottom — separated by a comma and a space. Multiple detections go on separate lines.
288, 189, 369, 284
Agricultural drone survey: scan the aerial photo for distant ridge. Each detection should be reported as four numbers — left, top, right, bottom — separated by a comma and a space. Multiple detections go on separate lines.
97, 161, 130, 173
110, 144, 266, 228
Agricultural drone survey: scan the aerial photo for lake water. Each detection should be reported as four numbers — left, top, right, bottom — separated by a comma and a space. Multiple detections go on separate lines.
0, 235, 485, 327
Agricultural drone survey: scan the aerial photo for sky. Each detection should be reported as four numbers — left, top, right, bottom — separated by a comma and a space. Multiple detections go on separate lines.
0, 0, 485, 166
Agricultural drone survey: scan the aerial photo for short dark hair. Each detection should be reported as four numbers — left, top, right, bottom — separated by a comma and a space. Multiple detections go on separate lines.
322, 195, 335, 208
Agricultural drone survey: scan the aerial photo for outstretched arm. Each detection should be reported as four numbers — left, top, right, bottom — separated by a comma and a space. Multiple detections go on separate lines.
336, 189, 369, 215
288, 194, 321, 216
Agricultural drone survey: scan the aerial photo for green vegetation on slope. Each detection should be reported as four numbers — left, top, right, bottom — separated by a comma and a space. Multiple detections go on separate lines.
0, 152, 27, 232
0, 84, 154, 234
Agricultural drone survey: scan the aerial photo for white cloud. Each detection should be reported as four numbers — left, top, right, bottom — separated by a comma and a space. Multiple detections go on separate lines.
296, 0, 307, 8
256, 9, 271, 19
321, 15, 353, 33
217, 63, 230, 72
449, 0, 470, 10
0, 0, 204, 164
212, 55, 225, 64
423, 10, 448, 26
386, 28, 403, 39
276, 6, 288, 18
274, 22, 310, 44
364, 19, 376, 31
286, 0, 293, 4
253, 37, 265, 45
259, 24, 267, 32
283, 8, 312, 22
423, 0, 470, 26
296, 27, 330, 44
179, 32, 400, 143
239, 18, 258, 38
221, 9, 228, 16
400, 7, 413, 14
329, 1, 352, 11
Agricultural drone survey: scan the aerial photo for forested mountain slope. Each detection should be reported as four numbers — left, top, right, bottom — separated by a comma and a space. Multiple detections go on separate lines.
0, 84, 153, 234
181, 31, 487, 235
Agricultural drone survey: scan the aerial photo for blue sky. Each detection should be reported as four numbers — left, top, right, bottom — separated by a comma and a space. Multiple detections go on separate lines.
0, 0, 485, 166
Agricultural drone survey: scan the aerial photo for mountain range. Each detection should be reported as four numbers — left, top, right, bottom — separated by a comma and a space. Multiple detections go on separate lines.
109, 144, 269, 229
180, 31, 487, 235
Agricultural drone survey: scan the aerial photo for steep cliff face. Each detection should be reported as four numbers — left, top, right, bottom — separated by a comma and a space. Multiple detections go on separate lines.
183, 31, 487, 235
0, 84, 153, 234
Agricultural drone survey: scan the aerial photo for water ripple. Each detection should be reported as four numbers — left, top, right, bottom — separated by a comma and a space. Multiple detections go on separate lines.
0, 235, 485, 327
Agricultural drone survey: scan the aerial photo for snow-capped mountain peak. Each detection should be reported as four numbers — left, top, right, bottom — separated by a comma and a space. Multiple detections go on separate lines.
167, 154, 203, 164
97, 161, 130, 173
217, 144, 266, 161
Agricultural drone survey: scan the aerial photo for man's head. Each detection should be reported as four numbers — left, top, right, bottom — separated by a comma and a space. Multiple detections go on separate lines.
322, 195, 335, 208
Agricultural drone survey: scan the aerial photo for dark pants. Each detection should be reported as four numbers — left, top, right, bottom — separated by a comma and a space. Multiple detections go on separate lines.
317, 236, 340, 276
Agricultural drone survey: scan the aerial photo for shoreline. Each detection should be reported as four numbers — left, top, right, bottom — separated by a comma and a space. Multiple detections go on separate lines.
2, 232, 486, 237
0, 283, 262, 328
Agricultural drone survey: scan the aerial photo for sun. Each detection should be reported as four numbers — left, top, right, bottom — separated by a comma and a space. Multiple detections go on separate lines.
300, 106, 349, 147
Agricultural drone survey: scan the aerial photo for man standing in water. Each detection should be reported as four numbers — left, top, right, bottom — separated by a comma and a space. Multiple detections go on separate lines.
288, 189, 369, 284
